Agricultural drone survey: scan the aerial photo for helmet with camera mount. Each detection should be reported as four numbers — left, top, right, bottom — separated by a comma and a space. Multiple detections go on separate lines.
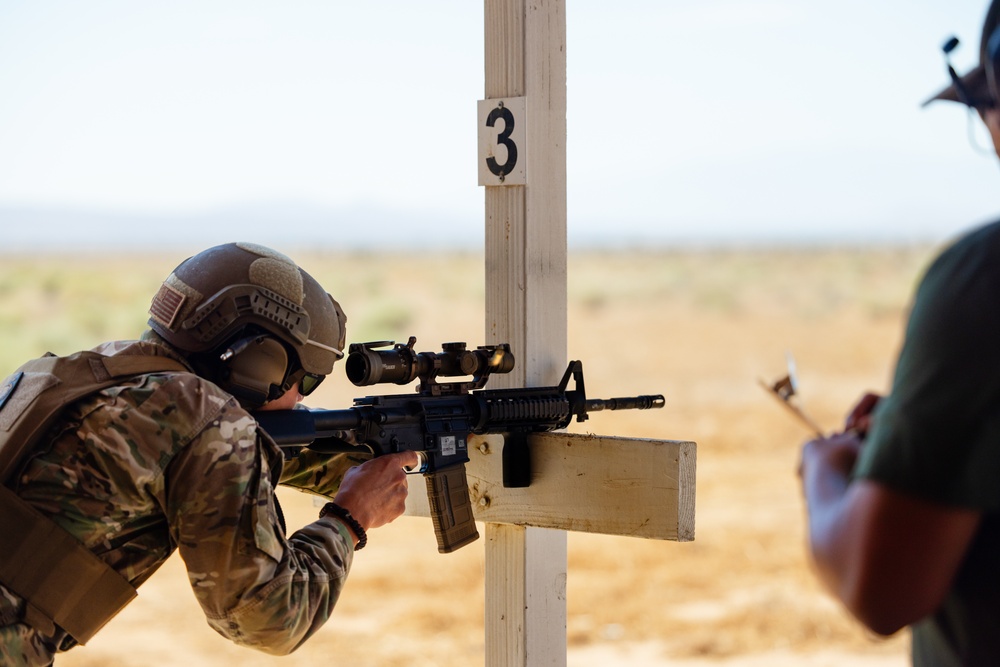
148, 242, 346, 407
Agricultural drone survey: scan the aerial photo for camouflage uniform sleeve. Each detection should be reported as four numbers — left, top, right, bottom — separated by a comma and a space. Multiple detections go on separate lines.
278, 446, 372, 499
164, 396, 356, 656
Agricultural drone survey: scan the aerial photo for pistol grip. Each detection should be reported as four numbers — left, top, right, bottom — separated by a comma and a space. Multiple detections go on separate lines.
424, 465, 480, 553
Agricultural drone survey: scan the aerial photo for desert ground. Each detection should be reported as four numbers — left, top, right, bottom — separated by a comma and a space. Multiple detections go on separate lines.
0, 245, 939, 666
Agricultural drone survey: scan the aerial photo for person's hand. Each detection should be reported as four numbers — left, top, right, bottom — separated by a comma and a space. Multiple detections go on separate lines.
332, 451, 421, 536
799, 431, 863, 481
844, 392, 881, 437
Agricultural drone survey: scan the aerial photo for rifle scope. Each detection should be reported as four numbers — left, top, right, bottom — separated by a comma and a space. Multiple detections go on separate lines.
345, 337, 514, 387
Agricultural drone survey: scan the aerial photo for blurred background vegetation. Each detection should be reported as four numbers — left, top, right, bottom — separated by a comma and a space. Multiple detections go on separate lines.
3, 244, 939, 666
0, 246, 930, 376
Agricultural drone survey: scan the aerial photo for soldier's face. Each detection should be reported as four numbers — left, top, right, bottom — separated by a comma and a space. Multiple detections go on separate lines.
258, 382, 303, 411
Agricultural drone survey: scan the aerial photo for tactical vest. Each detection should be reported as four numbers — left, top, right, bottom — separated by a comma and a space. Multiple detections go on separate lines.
0, 350, 187, 645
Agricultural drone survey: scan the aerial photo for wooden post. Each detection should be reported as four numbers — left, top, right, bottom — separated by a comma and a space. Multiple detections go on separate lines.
483, 0, 567, 665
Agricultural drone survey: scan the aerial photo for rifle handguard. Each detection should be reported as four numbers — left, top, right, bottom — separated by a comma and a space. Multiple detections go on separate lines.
424, 465, 480, 553
254, 347, 666, 556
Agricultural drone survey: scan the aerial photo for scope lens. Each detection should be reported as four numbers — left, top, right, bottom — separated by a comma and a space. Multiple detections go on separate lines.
345, 352, 376, 385
346, 347, 416, 386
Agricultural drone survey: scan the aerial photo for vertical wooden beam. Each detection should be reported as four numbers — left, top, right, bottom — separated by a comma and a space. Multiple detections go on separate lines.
484, 1, 567, 665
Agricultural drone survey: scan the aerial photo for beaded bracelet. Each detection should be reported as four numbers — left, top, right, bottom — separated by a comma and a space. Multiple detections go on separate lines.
320, 502, 367, 550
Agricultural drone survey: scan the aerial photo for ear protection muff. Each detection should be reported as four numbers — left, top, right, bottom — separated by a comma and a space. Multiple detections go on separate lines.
217, 334, 290, 408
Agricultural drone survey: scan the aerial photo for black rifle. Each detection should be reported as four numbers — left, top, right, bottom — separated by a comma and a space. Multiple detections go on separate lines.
254, 338, 664, 553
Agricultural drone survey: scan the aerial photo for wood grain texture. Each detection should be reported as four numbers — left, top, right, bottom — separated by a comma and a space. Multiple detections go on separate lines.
483, 0, 569, 663
405, 433, 697, 542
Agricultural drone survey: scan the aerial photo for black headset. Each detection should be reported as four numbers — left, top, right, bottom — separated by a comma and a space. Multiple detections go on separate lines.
942, 20, 1000, 110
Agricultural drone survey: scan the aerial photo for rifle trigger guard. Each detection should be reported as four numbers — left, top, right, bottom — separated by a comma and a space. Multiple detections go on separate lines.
405, 451, 428, 474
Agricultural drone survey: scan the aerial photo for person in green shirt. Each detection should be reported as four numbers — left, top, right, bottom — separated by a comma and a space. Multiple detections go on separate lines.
799, 2, 1000, 665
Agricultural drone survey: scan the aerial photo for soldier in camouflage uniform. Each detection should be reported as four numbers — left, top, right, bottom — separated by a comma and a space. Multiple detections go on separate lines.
0, 242, 418, 665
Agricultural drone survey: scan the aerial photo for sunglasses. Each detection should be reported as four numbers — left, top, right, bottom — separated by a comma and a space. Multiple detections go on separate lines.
284, 366, 326, 396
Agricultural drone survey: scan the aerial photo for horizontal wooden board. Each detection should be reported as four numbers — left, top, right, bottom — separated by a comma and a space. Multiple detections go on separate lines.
405, 432, 696, 542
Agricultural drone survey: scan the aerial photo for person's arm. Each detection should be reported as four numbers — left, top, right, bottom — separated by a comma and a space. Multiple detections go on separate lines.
164, 392, 416, 655
278, 446, 372, 499
800, 432, 981, 635
327, 450, 419, 546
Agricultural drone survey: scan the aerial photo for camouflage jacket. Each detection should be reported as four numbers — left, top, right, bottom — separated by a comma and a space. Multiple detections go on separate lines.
0, 339, 369, 665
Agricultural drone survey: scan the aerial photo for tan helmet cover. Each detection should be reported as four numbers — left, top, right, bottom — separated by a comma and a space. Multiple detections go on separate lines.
148, 242, 347, 375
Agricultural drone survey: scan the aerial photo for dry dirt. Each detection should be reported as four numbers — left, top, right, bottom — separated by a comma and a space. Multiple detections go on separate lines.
2, 246, 936, 666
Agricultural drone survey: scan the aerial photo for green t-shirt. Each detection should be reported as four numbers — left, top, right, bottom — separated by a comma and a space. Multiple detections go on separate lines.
854, 220, 1000, 666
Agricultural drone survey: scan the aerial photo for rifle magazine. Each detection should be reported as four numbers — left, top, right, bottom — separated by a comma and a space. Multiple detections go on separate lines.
425, 465, 480, 553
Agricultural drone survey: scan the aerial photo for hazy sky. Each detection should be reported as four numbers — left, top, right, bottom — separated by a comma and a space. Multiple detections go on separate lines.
1, 1, 998, 249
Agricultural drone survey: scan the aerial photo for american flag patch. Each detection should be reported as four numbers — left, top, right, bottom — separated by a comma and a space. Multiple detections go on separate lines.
149, 283, 187, 328
0, 371, 23, 412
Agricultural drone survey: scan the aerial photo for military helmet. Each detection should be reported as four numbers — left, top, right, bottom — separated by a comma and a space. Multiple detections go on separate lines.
148, 242, 347, 405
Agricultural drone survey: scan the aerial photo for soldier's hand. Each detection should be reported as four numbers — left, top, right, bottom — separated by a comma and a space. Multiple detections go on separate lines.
844, 392, 881, 438
333, 452, 421, 535
798, 431, 863, 481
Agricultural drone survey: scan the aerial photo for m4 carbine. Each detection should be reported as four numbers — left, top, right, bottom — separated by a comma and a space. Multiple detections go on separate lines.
254, 338, 664, 553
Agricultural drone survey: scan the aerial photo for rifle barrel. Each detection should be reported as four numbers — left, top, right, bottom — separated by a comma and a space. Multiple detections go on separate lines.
585, 394, 665, 413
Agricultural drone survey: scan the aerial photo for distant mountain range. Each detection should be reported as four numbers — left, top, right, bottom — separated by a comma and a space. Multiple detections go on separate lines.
0, 201, 939, 255
0, 202, 483, 253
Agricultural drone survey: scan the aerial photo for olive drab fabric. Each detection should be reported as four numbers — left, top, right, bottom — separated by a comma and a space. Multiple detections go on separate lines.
0, 348, 188, 645
0, 350, 188, 481
0, 338, 369, 665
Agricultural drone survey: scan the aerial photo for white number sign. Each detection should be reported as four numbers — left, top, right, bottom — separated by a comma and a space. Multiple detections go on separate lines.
477, 97, 526, 186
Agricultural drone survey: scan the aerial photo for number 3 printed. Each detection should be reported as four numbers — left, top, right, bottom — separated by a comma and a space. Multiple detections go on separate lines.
485, 106, 517, 177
